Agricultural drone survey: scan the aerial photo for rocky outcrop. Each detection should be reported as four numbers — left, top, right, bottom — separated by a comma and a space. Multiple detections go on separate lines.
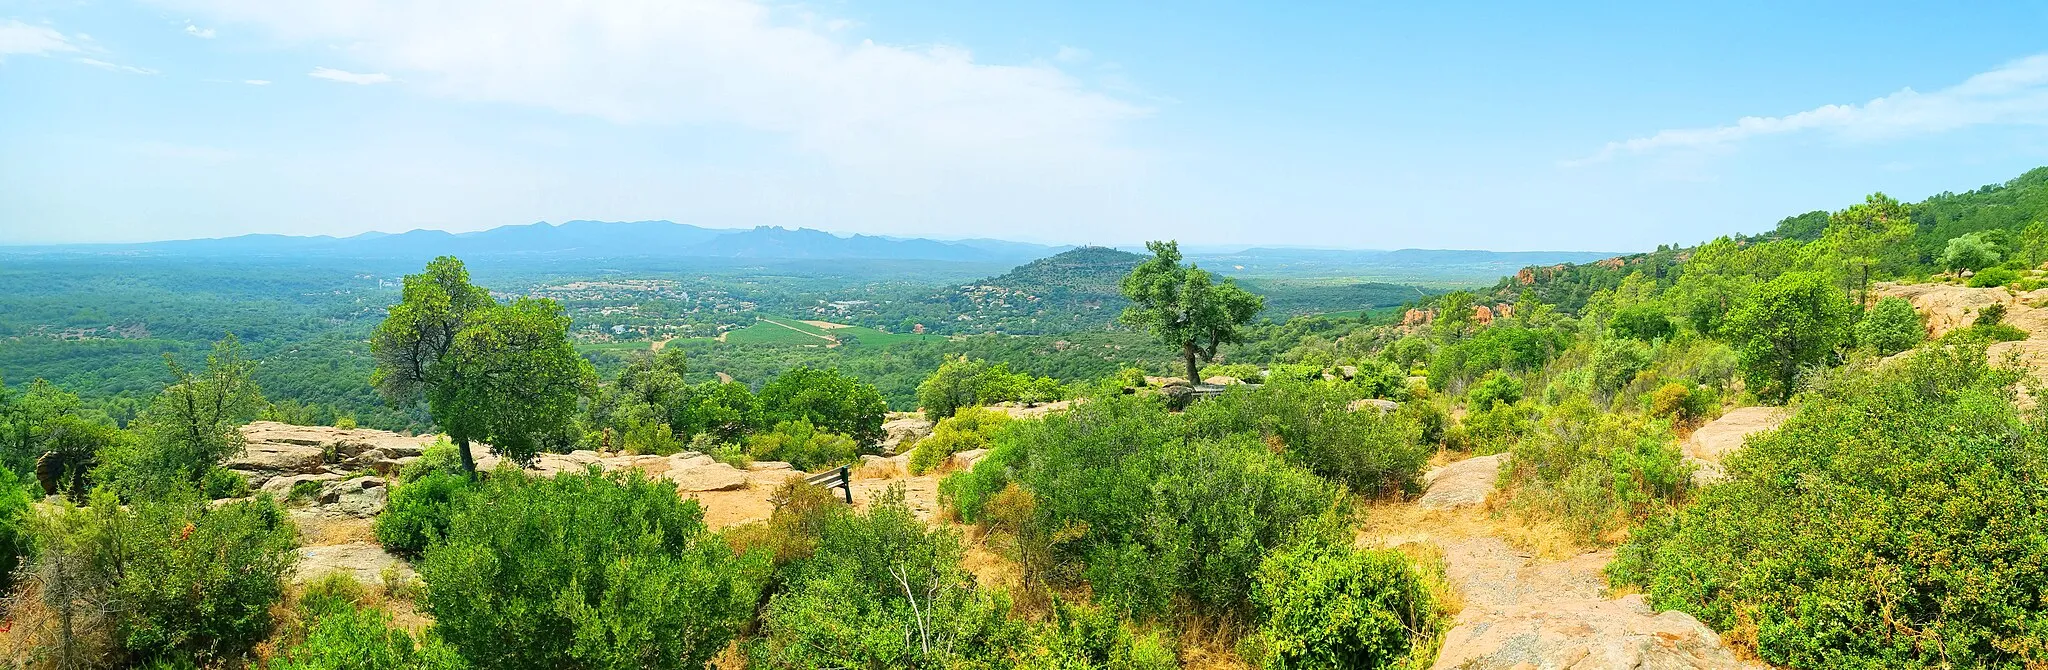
1433, 594, 1758, 669
231, 422, 437, 488
1348, 398, 1399, 414
1416, 454, 1504, 511
880, 416, 934, 455
297, 542, 408, 586
1682, 406, 1788, 485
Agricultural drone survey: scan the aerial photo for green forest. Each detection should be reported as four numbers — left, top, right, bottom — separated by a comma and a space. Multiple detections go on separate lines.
4, 168, 2048, 668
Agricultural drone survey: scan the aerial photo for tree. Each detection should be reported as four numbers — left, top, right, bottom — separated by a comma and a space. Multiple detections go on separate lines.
1855, 297, 1925, 356
96, 335, 264, 498
372, 257, 497, 475
1727, 272, 1853, 404
1939, 233, 2002, 272
435, 298, 595, 468
757, 366, 887, 448
373, 258, 591, 474
1820, 193, 1912, 305
1118, 241, 1265, 382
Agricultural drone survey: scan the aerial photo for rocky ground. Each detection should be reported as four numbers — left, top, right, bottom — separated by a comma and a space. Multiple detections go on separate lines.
1366, 404, 1791, 670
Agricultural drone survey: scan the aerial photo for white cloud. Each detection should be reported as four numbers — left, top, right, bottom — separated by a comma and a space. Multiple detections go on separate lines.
1571, 54, 2048, 166
167, 0, 1144, 177
243, 78, 270, 85
0, 19, 79, 59
78, 57, 158, 75
308, 66, 391, 84
185, 22, 216, 38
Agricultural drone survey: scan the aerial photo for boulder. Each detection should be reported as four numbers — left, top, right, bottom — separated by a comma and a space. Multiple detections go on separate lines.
664, 463, 750, 492
1349, 398, 1399, 414
314, 477, 388, 518
880, 417, 934, 455
857, 454, 910, 480
1431, 594, 1757, 670
1416, 454, 1504, 511
296, 542, 409, 587
1683, 406, 1788, 485
260, 473, 342, 497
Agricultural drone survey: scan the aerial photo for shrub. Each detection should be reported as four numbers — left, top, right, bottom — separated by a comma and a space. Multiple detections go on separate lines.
1449, 401, 1535, 454
332, 415, 358, 430
201, 468, 250, 500
908, 406, 1011, 475
1855, 296, 1924, 356
1610, 346, 2048, 669
1978, 301, 2009, 327
1019, 599, 1178, 670
1246, 540, 1441, 670
947, 394, 1343, 619
374, 471, 474, 557
1497, 399, 1690, 543
1609, 304, 1674, 341
751, 486, 1024, 668
758, 366, 888, 447
420, 469, 768, 670
1726, 272, 1852, 404
1200, 363, 1263, 383
745, 419, 860, 471
272, 574, 468, 670
709, 441, 753, 469
1186, 379, 1430, 497
398, 438, 465, 483
1968, 266, 2018, 288
0, 465, 30, 594
1464, 373, 1522, 410
1588, 338, 1651, 396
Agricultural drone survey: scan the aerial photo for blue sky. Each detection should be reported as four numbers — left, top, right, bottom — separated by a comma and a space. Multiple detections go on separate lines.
5, 1, 2048, 251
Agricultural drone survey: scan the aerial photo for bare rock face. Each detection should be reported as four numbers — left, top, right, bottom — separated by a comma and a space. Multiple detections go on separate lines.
297, 542, 409, 586
661, 462, 750, 492
260, 473, 343, 497
232, 422, 439, 488
1348, 398, 1399, 415
1432, 594, 1757, 670
1417, 454, 1505, 511
1682, 407, 1788, 485
880, 417, 934, 455
948, 448, 991, 471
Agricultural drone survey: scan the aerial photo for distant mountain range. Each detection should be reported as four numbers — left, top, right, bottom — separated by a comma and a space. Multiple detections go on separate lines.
0, 220, 1622, 274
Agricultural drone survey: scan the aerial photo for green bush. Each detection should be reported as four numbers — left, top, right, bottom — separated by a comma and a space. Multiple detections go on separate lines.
1464, 373, 1522, 410
751, 486, 1024, 669
201, 467, 250, 499
759, 366, 888, 447
1497, 399, 1690, 543
420, 469, 768, 670
1609, 346, 2048, 669
1245, 540, 1440, 670
945, 394, 1342, 620
398, 438, 466, 483
1855, 296, 1924, 356
374, 471, 473, 557
0, 465, 30, 594
1185, 379, 1429, 497
1448, 401, 1535, 454
745, 419, 860, 471
1726, 272, 1852, 404
1609, 303, 1674, 341
273, 576, 468, 670
908, 406, 1010, 475
1588, 338, 1651, 395
1968, 266, 2018, 287
1200, 363, 1263, 383
1019, 599, 1178, 670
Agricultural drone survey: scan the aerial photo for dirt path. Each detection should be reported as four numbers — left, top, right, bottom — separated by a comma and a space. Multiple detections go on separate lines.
1364, 451, 1763, 669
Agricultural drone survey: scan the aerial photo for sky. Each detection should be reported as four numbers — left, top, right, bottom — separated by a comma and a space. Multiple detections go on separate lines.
5, 1, 2048, 251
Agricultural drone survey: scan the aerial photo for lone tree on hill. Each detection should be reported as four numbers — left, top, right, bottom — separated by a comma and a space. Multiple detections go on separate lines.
372, 256, 592, 476
1119, 240, 1264, 383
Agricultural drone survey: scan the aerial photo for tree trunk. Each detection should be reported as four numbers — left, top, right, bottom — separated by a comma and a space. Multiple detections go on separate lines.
1183, 342, 1199, 384
456, 435, 478, 480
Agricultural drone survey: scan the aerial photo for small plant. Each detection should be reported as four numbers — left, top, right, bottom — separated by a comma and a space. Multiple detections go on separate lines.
288, 479, 325, 504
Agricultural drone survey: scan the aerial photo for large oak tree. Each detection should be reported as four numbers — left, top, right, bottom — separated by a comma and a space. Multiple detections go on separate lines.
1119, 241, 1264, 383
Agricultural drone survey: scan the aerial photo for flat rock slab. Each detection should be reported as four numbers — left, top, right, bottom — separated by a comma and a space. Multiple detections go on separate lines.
297, 542, 408, 586
1683, 407, 1789, 464
1417, 454, 1505, 511
662, 463, 750, 492
1432, 594, 1759, 670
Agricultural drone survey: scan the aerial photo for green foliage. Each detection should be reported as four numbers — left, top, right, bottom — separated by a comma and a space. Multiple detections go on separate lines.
1245, 539, 1440, 670
436, 297, 595, 467
1464, 373, 1522, 410
745, 419, 860, 471
271, 585, 469, 670
1647, 382, 1717, 426
1726, 272, 1853, 404
1425, 326, 1566, 391
1120, 240, 1266, 382
1187, 379, 1430, 497
1939, 232, 2003, 271
0, 376, 120, 492
1017, 599, 1178, 670
1608, 303, 1673, 341
420, 469, 769, 670
1200, 363, 1263, 383
0, 465, 30, 594
398, 438, 466, 483
945, 394, 1341, 619
1497, 399, 1691, 542
1968, 266, 2019, 287
759, 366, 888, 447
918, 355, 1065, 420
200, 467, 249, 499
374, 470, 473, 557
751, 486, 1025, 669
1854, 296, 1925, 356
1587, 338, 1650, 395
683, 380, 762, 443
1610, 346, 2048, 669
909, 406, 1011, 475
96, 335, 264, 499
